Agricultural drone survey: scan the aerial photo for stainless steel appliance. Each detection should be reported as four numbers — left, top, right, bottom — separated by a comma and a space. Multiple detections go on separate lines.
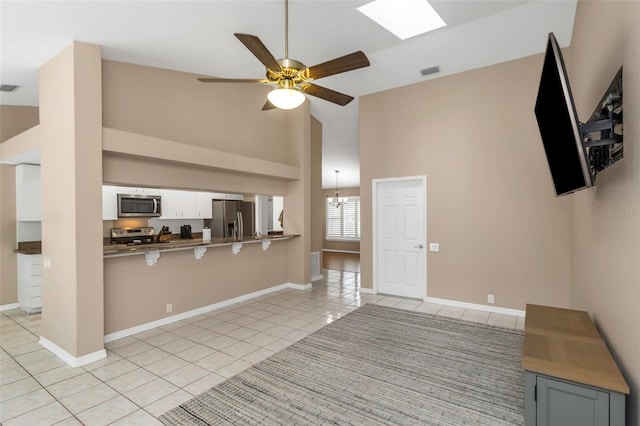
117, 193, 162, 218
111, 227, 156, 245
212, 200, 255, 240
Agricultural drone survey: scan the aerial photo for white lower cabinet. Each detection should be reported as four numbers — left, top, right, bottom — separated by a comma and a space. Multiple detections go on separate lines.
17, 254, 42, 314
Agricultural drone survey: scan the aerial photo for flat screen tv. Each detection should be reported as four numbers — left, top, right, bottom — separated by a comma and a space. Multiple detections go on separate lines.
534, 32, 593, 196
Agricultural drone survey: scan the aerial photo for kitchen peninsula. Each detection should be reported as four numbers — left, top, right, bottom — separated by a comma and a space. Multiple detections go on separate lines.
103, 234, 298, 262
103, 231, 305, 341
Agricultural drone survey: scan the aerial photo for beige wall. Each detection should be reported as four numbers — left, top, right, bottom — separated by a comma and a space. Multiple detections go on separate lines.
284, 104, 311, 285
102, 60, 290, 165
0, 106, 39, 142
104, 242, 288, 334
322, 187, 361, 253
0, 106, 39, 306
40, 42, 105, 357
311, 117, 323, 257
0, 165, 17, 305
103, 152, 289, 196
99, 56, 312, 332
360, 54, 572, 310
101, 59, 304, 197
568, 1, 640, 422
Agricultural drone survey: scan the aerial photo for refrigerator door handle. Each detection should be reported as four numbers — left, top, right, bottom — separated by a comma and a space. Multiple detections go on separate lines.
236, 212, 244, 241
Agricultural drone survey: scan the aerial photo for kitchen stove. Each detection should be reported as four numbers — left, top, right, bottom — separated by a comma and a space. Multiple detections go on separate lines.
111, 227, 156, 245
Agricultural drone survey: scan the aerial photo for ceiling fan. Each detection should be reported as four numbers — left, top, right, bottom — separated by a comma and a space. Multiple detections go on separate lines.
198, 0, 370, 110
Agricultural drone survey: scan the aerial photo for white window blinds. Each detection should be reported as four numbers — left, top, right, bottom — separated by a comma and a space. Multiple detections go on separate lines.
326, 197, 360, 240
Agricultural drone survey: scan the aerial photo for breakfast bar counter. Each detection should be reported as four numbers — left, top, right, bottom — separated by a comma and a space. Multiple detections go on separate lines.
103, 234, 298, 264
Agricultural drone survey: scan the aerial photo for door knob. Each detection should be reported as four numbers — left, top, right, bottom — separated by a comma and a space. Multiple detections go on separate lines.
415, 244, 424, 249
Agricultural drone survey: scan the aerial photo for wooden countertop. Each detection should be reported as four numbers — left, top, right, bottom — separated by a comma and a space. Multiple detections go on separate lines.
522, 303, 629, 394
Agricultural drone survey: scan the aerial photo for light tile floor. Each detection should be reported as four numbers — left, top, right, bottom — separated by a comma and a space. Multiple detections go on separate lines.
1, 270, 524, 425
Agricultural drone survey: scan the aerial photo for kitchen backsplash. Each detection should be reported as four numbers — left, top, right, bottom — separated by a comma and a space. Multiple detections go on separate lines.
148, 219, 204, 235
103, 219, 205, 238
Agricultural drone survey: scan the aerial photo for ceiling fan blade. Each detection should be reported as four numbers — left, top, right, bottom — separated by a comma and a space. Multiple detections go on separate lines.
234, 33, 282, 71
198, 77, 262, 83
305, 51, 370, 80
303, 84, 354, 106
262, 100, 278, 111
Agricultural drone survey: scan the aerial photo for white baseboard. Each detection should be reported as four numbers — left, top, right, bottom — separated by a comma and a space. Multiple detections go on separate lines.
285, 282, 312, 291
39, 336, 107, 368
322, 249, 360, 254
311, 274, 324, 282
424, 296, 526, 317
356, 290, 525, 317
0, 303, 20, 312
104, 282, 312, 343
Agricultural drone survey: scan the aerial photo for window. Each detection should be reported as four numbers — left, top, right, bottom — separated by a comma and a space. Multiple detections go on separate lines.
326, 196, 360, 240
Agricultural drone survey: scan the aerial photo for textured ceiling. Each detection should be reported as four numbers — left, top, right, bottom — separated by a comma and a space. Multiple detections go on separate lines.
0, 0, 577, 188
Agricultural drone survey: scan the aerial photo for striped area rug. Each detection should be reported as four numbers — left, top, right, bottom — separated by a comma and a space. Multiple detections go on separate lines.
160, 304, 524, 425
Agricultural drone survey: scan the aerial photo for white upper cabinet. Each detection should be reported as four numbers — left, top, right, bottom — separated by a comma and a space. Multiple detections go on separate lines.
16, 164, 42, 221
160, 189, 197, 219
102, 185, 120, 220
162, 190, 218, 219
117, 187, 161, 196
195, 192, 213, 219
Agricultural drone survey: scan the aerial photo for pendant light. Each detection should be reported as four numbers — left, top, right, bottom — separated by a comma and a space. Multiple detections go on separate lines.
329, 170, 342, 208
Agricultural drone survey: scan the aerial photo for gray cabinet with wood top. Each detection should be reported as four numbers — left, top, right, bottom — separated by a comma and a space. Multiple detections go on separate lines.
522, 304, 629, 426
525, 371, 625, 426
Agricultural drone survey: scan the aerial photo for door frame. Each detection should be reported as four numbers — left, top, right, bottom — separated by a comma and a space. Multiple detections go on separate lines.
372, 175, 427, 300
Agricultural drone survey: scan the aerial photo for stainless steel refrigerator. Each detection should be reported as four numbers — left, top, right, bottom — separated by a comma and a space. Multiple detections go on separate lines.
211, 200, 255, 240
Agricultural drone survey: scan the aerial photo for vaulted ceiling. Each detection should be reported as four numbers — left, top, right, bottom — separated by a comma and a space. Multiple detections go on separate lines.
0, 0, 577, 188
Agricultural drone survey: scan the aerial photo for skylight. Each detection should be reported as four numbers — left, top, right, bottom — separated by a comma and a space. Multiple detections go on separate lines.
357, 0, 446, 40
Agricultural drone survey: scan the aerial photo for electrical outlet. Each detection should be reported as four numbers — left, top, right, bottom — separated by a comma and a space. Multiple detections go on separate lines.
487, 294, 495, 304
166, 303, 173, 313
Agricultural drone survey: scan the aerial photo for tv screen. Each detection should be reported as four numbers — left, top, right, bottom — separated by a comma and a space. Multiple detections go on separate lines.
534, 32, 593, 196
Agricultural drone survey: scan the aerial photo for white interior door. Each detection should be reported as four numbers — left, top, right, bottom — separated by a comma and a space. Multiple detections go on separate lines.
374, 177, 426, 299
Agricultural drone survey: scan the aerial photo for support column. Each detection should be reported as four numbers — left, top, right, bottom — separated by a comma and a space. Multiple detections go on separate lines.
284, 102, 311, 286
39, 42, 105, 366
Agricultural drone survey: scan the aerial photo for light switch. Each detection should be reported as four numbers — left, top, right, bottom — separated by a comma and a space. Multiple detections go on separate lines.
43, 256, 51, 269
429, 243, 439, 252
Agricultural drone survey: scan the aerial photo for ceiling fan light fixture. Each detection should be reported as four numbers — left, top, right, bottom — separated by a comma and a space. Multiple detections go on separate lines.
267, 87, 306, 110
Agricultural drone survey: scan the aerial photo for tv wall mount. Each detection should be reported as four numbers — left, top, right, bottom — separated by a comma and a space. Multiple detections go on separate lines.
579, 67, 623, 177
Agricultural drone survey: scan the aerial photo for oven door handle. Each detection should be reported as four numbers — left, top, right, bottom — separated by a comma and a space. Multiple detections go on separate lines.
152, 198, 158, 214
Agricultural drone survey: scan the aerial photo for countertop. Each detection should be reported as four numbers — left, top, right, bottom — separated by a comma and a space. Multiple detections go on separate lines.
14, 241, 42, 255
522, 303, 630, 394
103, 234, 297, 257
14, 235, 297, 256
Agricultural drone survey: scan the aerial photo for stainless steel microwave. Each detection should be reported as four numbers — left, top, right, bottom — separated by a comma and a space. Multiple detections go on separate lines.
117, 194, 162, 218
